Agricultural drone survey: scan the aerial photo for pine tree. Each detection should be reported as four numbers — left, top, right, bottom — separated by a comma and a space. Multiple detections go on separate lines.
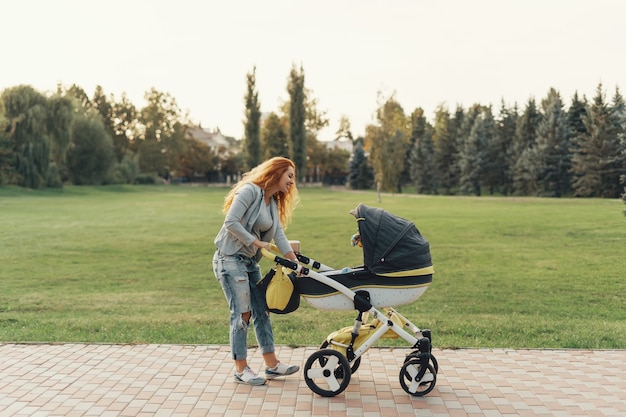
408, 108, 437, 194
497, 101, 518, 195
478, 106, 503, 195
432, 105, 455, 194
571, 84, 623, 197
459, 109, 488, 196
610, 88, 626, 199
348, 141, 373, 189
534, 88, 571, 197
511, 98, 541, 195
243, 66, 261, 170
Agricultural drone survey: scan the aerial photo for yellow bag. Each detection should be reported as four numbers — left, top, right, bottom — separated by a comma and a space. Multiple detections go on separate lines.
258, 266, 300, 314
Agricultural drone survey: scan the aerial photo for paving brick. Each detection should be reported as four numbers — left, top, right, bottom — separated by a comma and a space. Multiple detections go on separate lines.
0, 344, 624, 416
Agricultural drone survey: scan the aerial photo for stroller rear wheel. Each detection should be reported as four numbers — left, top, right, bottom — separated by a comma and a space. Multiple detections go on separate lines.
399, 359, 437, 396
320, 340, 362, 374
304, 349, 351, 397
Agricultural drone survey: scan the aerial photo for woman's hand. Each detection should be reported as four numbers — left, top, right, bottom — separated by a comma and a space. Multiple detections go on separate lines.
254, 240, 272, 251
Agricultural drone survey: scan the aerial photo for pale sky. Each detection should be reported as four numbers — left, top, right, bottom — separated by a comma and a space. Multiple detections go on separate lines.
3, 0, 625, 141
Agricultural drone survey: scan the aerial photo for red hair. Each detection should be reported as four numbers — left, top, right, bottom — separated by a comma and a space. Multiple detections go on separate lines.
223, 157, 299, 227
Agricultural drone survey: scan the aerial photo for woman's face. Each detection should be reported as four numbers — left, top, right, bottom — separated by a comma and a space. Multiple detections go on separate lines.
278, 166, 296, 194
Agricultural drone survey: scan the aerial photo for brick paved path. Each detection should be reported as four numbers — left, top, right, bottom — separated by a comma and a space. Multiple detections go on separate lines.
1, 344, 624, 416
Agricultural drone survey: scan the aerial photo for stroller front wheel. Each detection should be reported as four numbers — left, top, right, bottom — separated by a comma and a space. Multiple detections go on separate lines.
304, 349, 351, 397
399, 359, 437, 396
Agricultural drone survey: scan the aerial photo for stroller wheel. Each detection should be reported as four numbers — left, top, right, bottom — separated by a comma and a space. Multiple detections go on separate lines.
320, 340, 362, 374
304, 349, 351, 397
399, 359, 437, 397
405, 351, 439, 374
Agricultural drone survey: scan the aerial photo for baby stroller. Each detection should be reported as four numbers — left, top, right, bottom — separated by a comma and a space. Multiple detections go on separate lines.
261, 204, 438, 397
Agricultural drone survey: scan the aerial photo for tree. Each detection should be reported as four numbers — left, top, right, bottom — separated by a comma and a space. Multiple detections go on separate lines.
533, 88, 571, 197
495, 101, 518, 195
0, 96, 15, 185
110, 93, 138, 163
1, 85, 50, 188
46, 92, 75, 185
335, 115, 354, 142
137, 88, 188, 177
408, 108, 437, 194
243, 66, 261, 170
261, 112, 289, 161
511, 98, 541, 195
66, 113, 115, 185
365, 94, 410, 193
476, 106, 500, 195
571, 84, 623, 197
348, 141, 373, 190
459, 108, 490, 196
177, 136, 218, 181
287, 64, 307, 177
320, 146, 350, 185
432, 105, 454, 194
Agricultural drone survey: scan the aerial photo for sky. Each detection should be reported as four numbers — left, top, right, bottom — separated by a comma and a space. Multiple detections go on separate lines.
2, 0, 625, 141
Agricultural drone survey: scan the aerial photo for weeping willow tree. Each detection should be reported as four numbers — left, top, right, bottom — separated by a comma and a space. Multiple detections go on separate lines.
1, 85, 50, 188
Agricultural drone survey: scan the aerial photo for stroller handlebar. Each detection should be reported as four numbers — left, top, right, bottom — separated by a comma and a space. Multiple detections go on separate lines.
260, 247, 308, 274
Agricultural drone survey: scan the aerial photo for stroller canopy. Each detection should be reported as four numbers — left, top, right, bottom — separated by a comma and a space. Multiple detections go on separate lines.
355, 204, 432, 275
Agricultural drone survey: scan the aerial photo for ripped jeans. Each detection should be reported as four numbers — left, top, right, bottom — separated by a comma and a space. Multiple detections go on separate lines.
213, 250, 275, 360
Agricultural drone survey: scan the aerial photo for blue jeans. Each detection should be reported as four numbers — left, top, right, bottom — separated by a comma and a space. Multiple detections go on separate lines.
212, 251, 275, 360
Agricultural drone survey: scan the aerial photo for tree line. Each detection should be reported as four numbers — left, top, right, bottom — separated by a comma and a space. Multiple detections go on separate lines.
1, 68, 625, 202
357, 84, 625, 200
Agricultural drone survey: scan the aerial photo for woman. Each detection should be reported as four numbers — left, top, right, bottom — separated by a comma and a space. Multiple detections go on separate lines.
213, 157, 301, 386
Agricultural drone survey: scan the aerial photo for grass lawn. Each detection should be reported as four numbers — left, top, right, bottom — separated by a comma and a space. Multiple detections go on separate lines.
1, 185, 624, 349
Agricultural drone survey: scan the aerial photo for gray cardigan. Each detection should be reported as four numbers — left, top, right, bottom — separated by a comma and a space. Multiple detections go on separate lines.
214, 183, 293, 261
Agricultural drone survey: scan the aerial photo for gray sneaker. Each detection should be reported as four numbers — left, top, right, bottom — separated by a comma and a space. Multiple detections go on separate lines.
234, 367, 266, 386
265, 362, 300, 379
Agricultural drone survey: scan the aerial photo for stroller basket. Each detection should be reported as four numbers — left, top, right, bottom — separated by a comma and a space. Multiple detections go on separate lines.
298, 268, 432, 310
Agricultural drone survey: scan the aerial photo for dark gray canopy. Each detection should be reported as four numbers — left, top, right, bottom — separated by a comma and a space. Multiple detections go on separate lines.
355, 204, 432, 274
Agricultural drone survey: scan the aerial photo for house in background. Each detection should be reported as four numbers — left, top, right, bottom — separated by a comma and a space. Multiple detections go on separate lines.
185, 126, 233, 153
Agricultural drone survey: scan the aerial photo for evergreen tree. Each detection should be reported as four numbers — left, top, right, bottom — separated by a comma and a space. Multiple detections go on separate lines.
511, 98, 541, 195
534, 88, 571, 197
459, 109, 488, 196
571, 84, 623, 197
408, 108, 437, 194
243, 66, 261, 170
610, 88, 626, 198
432, 105, 455, 194
348, 141, 373, 189
497, 101, 518, 195
477, 106, 502, 195
287, 64, 307, 178
566, 92, 588, 196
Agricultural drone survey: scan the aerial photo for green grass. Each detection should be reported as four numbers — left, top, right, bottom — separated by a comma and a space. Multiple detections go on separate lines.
1, 185, 624, 349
